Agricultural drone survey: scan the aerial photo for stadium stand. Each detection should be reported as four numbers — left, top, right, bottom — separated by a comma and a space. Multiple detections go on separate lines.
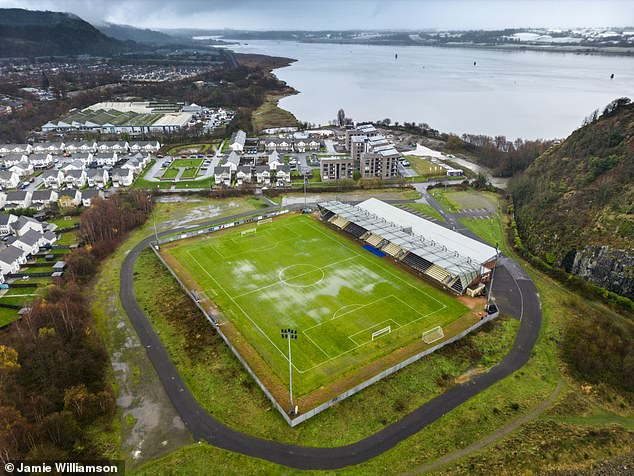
318, 198, 498, 294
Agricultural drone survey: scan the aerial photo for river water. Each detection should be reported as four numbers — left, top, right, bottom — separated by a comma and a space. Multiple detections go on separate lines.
225, 40, 633, 140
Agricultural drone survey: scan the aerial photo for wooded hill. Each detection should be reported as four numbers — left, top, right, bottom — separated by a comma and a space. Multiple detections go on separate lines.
512, 98, 634, 299
0, 8, 132, 57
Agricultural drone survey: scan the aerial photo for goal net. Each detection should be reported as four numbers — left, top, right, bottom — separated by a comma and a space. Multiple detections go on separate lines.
257, 217, 272, 225
422, 326, 444, 344
241, 228, 256, 236
371, 326, 391, 341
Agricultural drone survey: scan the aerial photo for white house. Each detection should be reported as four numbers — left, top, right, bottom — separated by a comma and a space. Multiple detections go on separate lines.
41, 230, 58, 246
86, 168, 109, 188
29, 153, 54, 169
0, 170, 20, 189
4, 191, 32, 209
93, 153, 118, 167
64, 141, 97, 154
275, 164, 292, 185
0, 144, 31, 155
129, 141, 160, 153
41, 169, 65, 189
11, 229, 43, 256
111, 167, 134, 187
225, 151, 240, 171
64, 169, 87, 188
0, 214, 18, 235
0, 192, 6, 209
70, 153, 94, 166
121, 158, 143, 175
0, 245, 27, 276
31, 190, 59, 209
213, 166, 232, 186
11, 215, 43, 236
229, 130, 246, 152
0, 154, 27, 168
32, 142, 64, 154
61, 160, 85, 172
236, 166, 252, 185
81, 188, 105, 207
9, 160, 34, 178
255, 166, 271, 184
96, 141, 129, 154
268, 150, 283, 170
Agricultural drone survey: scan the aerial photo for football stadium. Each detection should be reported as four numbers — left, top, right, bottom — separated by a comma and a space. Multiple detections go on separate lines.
160, 199, 498, 420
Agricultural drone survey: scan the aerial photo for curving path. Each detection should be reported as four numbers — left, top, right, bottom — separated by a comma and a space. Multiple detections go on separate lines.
120, 204, 542, 470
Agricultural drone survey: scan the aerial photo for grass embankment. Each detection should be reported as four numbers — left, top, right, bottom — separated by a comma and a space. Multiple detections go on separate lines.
430, 188, 498, 213
134, 191, 633, 474
252, 93, 299, 132
166, 143, 217, 156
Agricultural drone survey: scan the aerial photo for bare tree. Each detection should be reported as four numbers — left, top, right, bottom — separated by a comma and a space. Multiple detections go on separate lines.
337, 108, 346, 127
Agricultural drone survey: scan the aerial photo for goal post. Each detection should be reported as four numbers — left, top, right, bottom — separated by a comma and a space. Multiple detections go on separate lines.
257, 217, 272, 225
422, 326, 444, 344
241, 228, 256, 236
371, 326, 391, 341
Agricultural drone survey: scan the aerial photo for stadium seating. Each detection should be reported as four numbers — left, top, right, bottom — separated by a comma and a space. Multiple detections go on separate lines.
424, 264, 451, 283
382, 242, 403, 258
332, 216, 351, 229
343, 222, 368, 238
450, 278, 463, 293
365, 233, 385, 247
401, 252, 433, 273
322, 210, 335, 221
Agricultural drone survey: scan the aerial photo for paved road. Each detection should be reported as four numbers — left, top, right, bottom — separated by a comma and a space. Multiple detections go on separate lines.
119, 202, 542, 470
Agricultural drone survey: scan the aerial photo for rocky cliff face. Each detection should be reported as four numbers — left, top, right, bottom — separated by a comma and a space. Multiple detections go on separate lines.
564, 247, 634, 299
512, 99, 633, 300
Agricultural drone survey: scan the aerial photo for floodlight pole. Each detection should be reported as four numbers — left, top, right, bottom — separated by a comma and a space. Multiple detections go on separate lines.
487, 245, 499, 308
303, 173, 308, 210
148, 192, 159, 249
281, 328, 297, 415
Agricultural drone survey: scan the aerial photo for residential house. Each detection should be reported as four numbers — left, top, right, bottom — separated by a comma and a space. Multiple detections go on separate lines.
0, 170, 19, 189
81, 188, 105, 207
121, 158, 143, 175
11, 229, 43, 256
213, 166, 232, 186
225, 151, 240, 171
275, 164, 292, 186
58, 189, 82, 208
268, 150, 283, 170
236, 166, 252, 185
0, 154, 27, 168
0, 245, 27, 275
86, 168, 109, 188
64, 169, 87, 188
9, 160, 33, 178
229, 130, 246, 152
0, 214, 18, 235
32, 142, 64, 154
5, 191, 32, 209
0, 192, 6, 209
29, 153, 54, 169
64, 141, 96, 154
111, 167, 134, 187
93, 153, 118, 167
41, 169, 64, 189
129, 141, 160, 153
11, 215, 43, 236
61, 160, 85, 172
70, 153, 94, 166
31, 190, 59, 210
254, 166, 271, 184
0, 143, 31, 155
96, 141, 129, 154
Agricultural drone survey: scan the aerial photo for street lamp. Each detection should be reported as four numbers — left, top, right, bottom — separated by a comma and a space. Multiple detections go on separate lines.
281, 328, 298, 415
486, 245, 499, 312
147, 193, 159, 249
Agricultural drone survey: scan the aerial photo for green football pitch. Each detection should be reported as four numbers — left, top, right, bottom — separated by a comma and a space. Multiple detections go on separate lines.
164, 214, 469, 396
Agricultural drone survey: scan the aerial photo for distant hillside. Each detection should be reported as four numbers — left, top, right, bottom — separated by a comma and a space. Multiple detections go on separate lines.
97, 22, 185, 46
512, 98, 634, 298
0, 8, 132, 57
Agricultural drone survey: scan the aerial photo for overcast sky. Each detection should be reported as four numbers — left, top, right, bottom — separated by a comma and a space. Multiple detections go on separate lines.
1, 0, 632, 30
